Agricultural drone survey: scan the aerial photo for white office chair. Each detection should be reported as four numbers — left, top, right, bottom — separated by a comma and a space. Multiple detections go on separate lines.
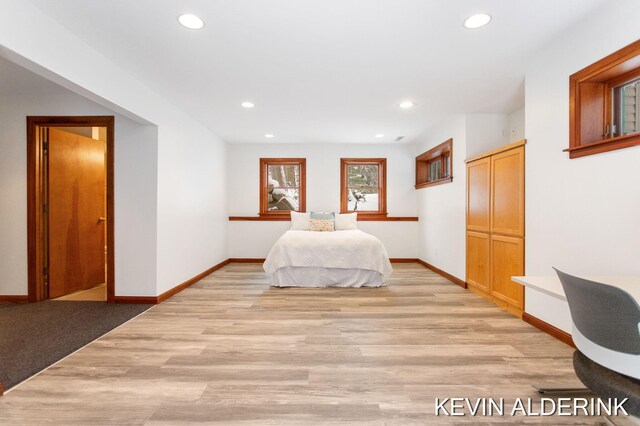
555, 268, 640, 417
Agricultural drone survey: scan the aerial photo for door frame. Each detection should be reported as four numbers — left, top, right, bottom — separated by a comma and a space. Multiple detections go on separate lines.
27, 116, 115, 303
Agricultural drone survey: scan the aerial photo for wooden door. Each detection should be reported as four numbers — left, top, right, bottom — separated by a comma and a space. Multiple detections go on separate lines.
48, 128, 106, 298
490, 146, 524, 237
466, 231, 490, 292
490, 235, 524, 310
466, 157, 491, 232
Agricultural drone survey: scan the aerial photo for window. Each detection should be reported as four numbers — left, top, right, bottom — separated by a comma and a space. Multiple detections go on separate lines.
415, 138, 453, 189
340, 158, 387, 216
259, 158, 306, 216
612, 77, 639, 137
568, 39, 640, 158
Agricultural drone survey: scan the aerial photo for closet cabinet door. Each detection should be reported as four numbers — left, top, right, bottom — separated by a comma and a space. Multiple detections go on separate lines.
466, 157, 491, 233
490, 235, 524, 310
490, 146, 524, 237
466, 231, 490, 292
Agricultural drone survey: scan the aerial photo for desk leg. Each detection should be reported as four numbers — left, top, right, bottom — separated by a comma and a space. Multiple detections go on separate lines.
532, 385, 589, 394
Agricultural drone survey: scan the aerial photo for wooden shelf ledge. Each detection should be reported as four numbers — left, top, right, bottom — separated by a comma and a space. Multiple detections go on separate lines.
415, 177, 453, 189
229, 216, 290, 221
563, 133, 640, 159
229, 216, 419, 222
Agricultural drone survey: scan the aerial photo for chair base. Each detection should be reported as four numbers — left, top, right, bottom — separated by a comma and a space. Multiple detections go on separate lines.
574, 350, 640, 417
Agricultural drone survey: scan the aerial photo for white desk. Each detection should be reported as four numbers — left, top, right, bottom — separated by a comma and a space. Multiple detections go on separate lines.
512, 275, 640, 304
514, 274, 640, 383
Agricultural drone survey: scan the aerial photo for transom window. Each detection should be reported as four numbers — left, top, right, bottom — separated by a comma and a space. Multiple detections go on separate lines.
611, 77, 639, 138
415, 138, 453, 189
340, 158, 387, 216
259, 158, 306, 216
568, 39, 640, 158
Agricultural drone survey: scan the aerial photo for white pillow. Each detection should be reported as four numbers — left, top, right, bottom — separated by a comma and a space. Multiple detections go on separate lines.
290, 211, 311, 230
335, 213, 358, 230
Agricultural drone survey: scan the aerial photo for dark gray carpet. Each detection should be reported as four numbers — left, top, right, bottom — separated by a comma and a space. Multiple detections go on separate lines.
0, 301, 151, 391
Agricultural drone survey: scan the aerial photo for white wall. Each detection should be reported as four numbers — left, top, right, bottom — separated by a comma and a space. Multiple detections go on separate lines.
413, 112, 523, 282
411, 111, 523, 285
414, 115, 467, 280
155, 124, 228, 294
0, 1, 229, 297
465, 114, 509, 159
524, 0, 640, 331
114, 118, 159, 297
508, 107, 525, 143
227, 143, 419, 258
0, 80, 159, 297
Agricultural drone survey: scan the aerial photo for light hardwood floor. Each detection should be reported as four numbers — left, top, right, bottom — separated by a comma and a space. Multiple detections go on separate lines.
53, 283, 106, 301
0, 263, 597, 424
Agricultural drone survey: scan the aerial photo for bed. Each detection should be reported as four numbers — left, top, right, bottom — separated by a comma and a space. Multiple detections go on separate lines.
263, 229, 393, 287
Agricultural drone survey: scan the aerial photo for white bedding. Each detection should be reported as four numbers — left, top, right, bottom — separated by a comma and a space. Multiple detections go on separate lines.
271, 267, 384, 287
263, 230, 393, 286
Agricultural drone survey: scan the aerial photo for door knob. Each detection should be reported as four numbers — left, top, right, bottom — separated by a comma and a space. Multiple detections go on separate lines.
98, 217, 106, 223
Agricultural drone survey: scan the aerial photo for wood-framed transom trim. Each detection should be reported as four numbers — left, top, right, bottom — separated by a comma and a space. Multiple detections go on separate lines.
415, 138, 453, 189
568, 39, 640, 158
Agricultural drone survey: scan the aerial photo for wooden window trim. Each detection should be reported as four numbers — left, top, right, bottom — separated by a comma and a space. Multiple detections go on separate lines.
568, 39, 640, 159
259, 158, 306, 217
415, 138, 453, 189
228, 215, 418, 221
340, 158, 387, 216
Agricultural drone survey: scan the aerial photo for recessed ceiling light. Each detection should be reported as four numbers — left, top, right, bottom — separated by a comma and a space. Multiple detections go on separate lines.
375, 134, 385, 138
399, 101, 414, 109
177, 14, 205, 30
241, 102, 255, 108
265, 134, 274, 138
464, 13, 491, 29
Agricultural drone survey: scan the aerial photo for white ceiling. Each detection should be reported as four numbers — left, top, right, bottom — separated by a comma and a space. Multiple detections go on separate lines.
29, 0, 607, 144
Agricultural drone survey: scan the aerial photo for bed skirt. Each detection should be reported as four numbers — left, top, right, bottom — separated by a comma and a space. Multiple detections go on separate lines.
270, 266, 385, 288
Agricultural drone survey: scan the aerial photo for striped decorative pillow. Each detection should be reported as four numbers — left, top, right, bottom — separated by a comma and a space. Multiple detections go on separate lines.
310, 219, 335, 232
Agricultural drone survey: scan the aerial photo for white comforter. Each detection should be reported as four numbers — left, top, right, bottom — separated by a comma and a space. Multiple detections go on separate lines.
263, 230, 393, 280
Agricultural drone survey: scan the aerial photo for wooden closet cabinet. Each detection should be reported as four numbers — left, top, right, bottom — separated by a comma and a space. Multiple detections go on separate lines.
466, 141, 525, 317
466, 231, 490, 292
